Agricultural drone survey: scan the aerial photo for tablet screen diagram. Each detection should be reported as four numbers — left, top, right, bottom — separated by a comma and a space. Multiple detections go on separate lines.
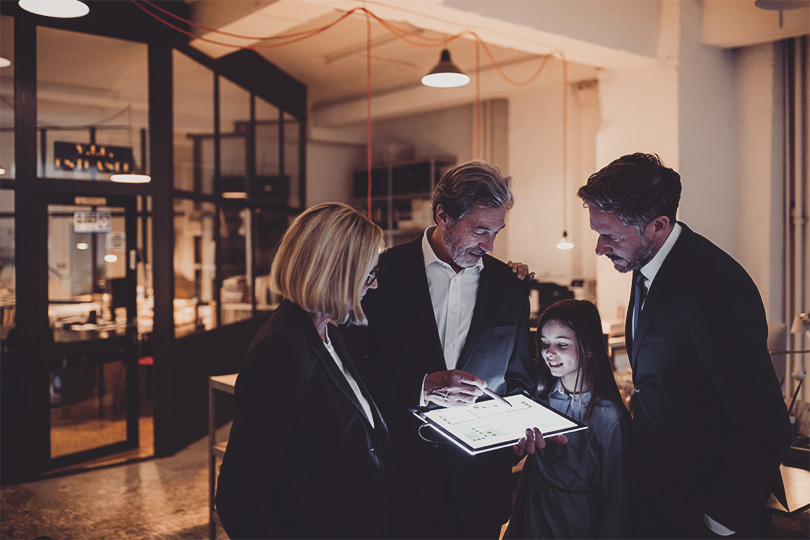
415, 393, 587, 455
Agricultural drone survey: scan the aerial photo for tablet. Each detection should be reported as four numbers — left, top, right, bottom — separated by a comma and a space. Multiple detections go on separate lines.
413, 391, 587, 455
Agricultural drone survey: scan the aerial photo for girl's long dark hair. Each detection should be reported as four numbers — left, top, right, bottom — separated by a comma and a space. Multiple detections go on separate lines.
536, 299, 627, 424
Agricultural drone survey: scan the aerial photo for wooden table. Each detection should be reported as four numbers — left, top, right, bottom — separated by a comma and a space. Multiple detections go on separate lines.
208, 374, 237, 540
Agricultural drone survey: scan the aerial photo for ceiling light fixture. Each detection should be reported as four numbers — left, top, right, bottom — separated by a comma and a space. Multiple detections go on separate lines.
18, 0, 89, 18
421, 49, 470, 88
110, 172, 151, 183
754, 0, 808, 9
0, 57, 10, 68
556, 231, 574, 250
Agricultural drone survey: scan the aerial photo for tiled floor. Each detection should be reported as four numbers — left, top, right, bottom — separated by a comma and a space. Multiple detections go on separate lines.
1, 426, 228, 540
1, 426, 808, 540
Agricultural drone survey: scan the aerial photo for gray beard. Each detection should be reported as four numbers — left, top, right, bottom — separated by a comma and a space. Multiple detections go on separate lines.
610, 236, 657, 273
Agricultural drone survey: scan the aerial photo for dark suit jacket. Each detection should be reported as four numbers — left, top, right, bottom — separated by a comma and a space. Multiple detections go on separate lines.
625, 223, 791, 538
215, 300, 397, 539
356, 236, 536, 537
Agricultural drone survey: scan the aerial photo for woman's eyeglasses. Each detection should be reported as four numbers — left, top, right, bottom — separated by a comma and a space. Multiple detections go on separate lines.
365, 266, 379, 287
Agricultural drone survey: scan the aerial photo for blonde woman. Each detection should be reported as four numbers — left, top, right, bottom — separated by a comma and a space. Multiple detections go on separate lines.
215, 202, 395, 539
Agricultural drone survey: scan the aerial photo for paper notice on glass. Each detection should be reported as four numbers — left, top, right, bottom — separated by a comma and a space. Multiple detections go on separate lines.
413, 392, 587, 455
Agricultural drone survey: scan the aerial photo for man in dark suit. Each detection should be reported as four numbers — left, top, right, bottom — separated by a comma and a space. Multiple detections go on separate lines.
357, 161, 537, 539
577, 153, 792, 538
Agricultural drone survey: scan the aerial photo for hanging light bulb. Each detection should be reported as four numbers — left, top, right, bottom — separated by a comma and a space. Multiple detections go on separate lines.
18, 0, 89, 18
556, 230, 574, 250
421, 49, 470, 88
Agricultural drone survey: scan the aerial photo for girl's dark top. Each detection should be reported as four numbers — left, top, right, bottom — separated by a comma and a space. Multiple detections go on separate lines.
505, 382, 631, 539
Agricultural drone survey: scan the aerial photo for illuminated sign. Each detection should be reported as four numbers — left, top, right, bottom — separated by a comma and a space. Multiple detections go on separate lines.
74, 211, 112, 233
54, 141, 135, 174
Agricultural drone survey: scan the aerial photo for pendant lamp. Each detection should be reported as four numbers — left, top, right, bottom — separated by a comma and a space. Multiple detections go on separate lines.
421, 49, 470, 88
110, 172, 151, 183
754, 0, 808, 9
556, 231, 574, 250
18, 0, 89, 18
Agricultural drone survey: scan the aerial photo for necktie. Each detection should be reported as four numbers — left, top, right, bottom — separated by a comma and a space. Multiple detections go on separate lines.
633, 272, 648, 335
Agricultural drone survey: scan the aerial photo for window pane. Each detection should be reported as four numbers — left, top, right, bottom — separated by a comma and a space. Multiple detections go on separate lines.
173, 51, 214, 193
47, 203, 127, 335
254, 208, 289, 312
283, 112, 302, 208
0, 188, 14, 345
220, 204, 251, 324
136, 196, 153, 335
219, 77, 249, 199
0, 16, 14, 180
37, 27, 148, 182
173, 198, 216, 336
255, 99, 282, 203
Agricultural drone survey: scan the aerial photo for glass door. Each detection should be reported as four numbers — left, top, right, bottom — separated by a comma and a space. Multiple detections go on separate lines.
45, 194, 139, 466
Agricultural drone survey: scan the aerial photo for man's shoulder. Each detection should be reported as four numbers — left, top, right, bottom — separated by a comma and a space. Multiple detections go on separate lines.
381, 236, 421, 264
482, 255, 528, 287
674, 224, 752, 279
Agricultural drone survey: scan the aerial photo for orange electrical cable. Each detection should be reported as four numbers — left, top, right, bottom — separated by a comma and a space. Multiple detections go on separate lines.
366, 11, 373, 220
131, 0, 571, 221
475, 39, 481, 160
132, 1, 361, 50
561, 54, 569, 235
133, 1, 564, 90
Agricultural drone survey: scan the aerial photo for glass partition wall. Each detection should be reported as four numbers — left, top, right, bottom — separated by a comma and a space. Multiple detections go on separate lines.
2, 3, 306, 477
173, 51, 302, 335
0, 15, 14, 345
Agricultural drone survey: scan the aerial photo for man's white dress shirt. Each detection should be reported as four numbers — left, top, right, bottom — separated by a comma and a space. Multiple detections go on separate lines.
418, 227, 483, 405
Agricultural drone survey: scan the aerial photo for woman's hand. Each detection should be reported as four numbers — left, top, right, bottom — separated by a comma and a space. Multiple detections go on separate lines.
512, 427, 568, 456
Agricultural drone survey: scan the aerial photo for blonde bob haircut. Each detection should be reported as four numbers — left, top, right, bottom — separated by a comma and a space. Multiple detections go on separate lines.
270, 202, 385, 326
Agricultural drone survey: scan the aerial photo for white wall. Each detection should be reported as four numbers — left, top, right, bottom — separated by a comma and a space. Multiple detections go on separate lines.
503, 79, 599, 290
371, 104, 474, 162
676, 0, 737, 254
306, 140, 366, 206
733, 42, 784, 319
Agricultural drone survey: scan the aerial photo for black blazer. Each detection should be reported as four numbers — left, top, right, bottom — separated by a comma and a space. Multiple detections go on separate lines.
355, 236, 536, 535
215, 300, 396, 539
625, 223, 791, 537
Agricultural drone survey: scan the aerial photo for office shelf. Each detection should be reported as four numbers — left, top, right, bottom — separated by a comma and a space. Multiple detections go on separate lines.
353, 157, 455, 246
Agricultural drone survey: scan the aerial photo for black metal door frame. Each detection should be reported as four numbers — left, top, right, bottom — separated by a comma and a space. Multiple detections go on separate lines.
42, 192, 140, 469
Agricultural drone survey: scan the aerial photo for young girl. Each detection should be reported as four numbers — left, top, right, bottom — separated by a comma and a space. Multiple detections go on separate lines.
505, 299, 631, 539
